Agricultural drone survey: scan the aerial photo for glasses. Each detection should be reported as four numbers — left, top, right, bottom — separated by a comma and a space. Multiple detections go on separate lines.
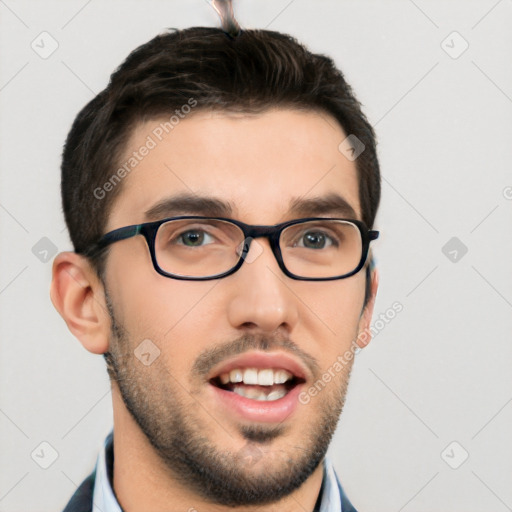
83, 216, 379, 281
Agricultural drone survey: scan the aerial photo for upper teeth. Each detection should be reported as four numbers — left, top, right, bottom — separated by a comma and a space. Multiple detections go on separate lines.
219, 368, 293, 386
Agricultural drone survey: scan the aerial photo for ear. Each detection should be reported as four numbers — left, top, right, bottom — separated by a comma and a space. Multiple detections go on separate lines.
50, 252, 111, 354
355, 266, 379, 349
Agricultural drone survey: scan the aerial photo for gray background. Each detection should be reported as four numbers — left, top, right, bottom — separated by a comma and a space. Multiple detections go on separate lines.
1, 1, 511, 511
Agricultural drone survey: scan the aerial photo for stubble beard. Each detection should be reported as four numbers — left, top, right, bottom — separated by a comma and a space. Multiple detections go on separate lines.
103, 292, 353, 507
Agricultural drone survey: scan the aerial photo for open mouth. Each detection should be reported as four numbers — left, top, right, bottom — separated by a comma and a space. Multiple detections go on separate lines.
209, 368, 306, 402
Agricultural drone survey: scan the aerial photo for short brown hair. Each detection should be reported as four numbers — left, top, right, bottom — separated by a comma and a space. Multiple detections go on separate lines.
62, 27, 380, 279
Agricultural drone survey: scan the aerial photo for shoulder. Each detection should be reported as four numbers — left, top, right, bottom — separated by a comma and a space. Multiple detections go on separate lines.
62, 470, 96, 512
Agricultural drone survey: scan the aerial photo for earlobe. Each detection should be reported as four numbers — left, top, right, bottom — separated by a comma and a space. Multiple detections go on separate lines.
356, 267, 379, 349
50, 252, 110, 354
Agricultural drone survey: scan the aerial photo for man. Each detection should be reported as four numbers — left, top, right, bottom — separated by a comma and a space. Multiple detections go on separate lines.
51, 26, 381, 512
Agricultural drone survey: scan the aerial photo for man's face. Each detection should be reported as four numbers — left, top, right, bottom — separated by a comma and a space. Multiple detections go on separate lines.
103, 109, 370, 506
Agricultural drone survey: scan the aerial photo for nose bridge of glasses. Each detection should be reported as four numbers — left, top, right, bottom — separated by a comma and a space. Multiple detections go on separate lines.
238, 224, 283, 266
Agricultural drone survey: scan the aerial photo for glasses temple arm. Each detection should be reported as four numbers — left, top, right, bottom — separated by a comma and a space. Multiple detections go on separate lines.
81, 225, 142, 257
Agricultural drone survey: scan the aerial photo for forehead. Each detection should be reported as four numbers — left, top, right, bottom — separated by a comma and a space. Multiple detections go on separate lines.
106, 109, 361, 229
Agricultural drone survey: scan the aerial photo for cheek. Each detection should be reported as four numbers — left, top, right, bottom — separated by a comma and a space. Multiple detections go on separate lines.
287, 269, 360, 422
296, 275, 366, 346
106, 243, 223, 367
105, 241, 191, 332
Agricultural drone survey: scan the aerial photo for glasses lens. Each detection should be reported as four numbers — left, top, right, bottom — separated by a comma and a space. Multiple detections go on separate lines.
280, 220, 362, 278
154, 219, 245, 277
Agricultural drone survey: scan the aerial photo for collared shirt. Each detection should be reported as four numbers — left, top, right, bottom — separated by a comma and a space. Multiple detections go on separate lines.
92, 432, 345, 512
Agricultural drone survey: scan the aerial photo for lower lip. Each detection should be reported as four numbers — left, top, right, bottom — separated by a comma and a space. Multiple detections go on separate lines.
209, 383, 304, 423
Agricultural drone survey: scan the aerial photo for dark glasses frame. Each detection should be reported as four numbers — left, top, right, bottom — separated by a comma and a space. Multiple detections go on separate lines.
82, 216, 379, 281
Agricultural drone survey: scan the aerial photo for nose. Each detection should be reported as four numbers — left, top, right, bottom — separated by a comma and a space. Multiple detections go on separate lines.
225, 237, 299, 333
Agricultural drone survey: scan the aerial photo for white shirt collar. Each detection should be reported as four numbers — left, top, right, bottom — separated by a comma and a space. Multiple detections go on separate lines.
92, 433, 343, 512
92, 434, 121, 512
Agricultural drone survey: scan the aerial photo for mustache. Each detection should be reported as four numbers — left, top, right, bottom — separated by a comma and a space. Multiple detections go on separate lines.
192, 333, 321, 381
104, 289, 320, 382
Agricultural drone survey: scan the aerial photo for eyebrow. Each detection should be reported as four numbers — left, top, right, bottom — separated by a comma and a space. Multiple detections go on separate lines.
144, 192, 357, 222
288, 193, 357, 219
144, 194, 234, 220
